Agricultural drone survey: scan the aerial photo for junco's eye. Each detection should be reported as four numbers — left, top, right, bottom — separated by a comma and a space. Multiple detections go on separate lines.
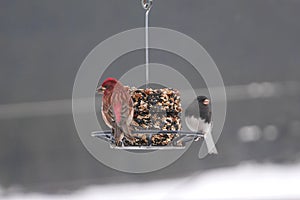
203, 99, 210, 105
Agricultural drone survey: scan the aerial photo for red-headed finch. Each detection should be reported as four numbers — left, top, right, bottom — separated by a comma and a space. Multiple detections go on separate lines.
97, 78, 135, 145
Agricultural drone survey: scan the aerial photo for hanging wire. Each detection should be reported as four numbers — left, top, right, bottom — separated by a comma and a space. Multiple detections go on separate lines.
141, 0, 153, 88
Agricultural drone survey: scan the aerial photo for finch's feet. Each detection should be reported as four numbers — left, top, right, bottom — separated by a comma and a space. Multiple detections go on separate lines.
115, 140, 123, 147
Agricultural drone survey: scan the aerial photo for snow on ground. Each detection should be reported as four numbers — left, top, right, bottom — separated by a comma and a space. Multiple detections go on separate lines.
1, 162, 300, 200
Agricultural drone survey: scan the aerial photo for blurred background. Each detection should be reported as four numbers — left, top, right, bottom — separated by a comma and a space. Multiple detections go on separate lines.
1, 0, 300, 199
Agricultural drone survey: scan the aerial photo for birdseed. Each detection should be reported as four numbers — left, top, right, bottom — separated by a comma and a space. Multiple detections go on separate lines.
122, 87, 182, 146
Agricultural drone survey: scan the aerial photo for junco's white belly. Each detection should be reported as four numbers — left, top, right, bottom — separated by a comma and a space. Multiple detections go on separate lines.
185, 116, 211, 134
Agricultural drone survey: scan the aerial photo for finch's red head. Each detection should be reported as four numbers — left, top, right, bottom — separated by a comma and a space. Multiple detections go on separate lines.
97, 77, 118, 94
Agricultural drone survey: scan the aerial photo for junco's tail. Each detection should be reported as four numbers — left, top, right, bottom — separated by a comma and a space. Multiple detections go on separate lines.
199, 132, 218, 158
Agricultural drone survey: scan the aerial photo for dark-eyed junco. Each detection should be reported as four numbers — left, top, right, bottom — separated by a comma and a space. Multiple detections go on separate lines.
185, 96, 218, 154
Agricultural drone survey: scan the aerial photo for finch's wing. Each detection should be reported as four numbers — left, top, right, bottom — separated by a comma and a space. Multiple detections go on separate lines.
102, 103, 115, 128
111, 92, 134, 143
111, 92, 132, 126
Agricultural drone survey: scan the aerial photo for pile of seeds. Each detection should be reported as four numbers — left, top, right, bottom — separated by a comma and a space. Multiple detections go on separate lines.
123, 87, 182, 146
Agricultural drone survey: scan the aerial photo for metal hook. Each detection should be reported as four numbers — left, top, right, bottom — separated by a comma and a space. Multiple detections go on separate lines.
141, 0, 153, 10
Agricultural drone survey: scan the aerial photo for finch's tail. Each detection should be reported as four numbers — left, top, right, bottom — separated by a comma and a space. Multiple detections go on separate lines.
113, 126, 123, 146
122, 125, 136, 144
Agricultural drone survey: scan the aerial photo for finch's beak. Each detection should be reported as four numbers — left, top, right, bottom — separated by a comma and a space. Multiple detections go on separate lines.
203, 99, 210, 105
96, 86, 105, 94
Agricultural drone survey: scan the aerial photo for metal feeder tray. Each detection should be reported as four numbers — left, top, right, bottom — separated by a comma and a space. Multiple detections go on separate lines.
91, 130, 204, 150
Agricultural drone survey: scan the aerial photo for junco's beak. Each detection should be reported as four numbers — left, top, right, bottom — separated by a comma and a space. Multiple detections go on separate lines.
203, 99, 210, 105
96, 86, 105, 94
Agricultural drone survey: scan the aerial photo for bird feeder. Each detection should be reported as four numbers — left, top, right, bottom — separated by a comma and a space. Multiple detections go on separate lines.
91, 0, 206, 150
92, 87, 205, 150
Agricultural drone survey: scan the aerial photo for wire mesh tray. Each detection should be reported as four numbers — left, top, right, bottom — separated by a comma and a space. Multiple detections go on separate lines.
91, 130, 204, 150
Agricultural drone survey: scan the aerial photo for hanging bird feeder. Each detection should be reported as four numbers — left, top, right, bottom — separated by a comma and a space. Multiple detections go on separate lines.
93, 86, 205, 150
92, 0, 208, 151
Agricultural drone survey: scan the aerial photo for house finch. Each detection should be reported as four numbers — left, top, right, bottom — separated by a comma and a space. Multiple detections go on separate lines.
185, 96, 218, 155
97, 77, 135, 146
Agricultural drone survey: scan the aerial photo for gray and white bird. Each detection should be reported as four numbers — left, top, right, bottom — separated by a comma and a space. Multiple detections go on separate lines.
185, 96, 218, 155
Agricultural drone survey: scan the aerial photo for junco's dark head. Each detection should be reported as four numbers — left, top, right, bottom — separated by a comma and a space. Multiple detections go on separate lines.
197, 96, 210, 106
196, 96, 211, 123
185, 95, 211, 122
